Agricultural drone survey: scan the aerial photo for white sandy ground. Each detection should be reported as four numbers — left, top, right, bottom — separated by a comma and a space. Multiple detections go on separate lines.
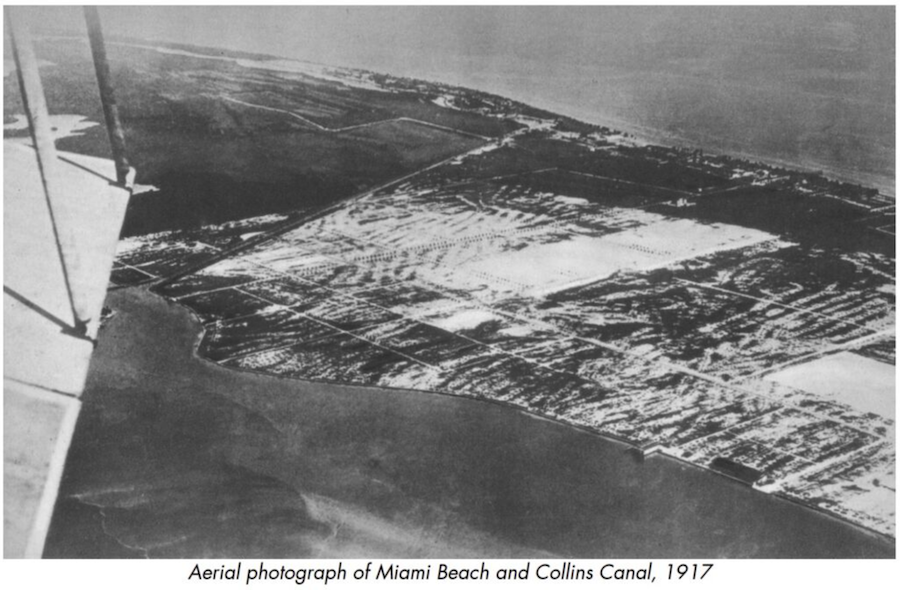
764, 351, 895, 418
452, 141, 502, 162
426, 308, 499, 332
115, 214, 290, 257
431, 95, 459, 110
605, 132, 650, 148
456, 217, 778, 298
554, 195, 590, 207
834, 482, 896, 531
115, 235, 211, 258
131, 183, 160, 196
498, 325, 541, 337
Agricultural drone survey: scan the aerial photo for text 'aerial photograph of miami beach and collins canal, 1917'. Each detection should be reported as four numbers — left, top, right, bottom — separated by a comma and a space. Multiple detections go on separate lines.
2, 5, 896, 561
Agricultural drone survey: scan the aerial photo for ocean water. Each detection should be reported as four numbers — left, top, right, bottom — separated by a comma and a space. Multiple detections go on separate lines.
419, 55, 895, 194
23, 6, 896, 193
338, 7, 895, 195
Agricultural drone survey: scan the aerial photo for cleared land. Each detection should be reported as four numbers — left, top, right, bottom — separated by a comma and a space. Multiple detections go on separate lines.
764, 351, 894, 417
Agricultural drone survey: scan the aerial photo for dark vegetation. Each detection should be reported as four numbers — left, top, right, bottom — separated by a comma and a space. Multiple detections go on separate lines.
5, 38, 494, 236
854, 339, 896, 365
522, 137, 726, 193
710, 457, 764, 485
650, 184, 894, 256
5, 35, 892, 256
524, 169, 685, 208
423, 134, 729, 196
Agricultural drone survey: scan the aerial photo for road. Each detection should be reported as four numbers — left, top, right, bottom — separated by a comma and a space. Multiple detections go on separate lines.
220, 96, 492, 140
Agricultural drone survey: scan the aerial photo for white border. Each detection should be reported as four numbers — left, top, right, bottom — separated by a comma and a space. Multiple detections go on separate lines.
1, 2, 896, 588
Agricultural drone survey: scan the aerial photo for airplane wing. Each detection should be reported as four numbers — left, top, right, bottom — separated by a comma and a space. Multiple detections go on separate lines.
4, 7, 134, 558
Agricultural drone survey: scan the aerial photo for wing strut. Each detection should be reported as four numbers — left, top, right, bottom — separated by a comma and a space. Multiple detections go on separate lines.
84, 6, 131, 186
6, 7, 89, 332
6, 6, 133, 333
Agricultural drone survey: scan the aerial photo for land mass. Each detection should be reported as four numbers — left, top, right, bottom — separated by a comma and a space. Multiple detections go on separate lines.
5, 35, 895, 553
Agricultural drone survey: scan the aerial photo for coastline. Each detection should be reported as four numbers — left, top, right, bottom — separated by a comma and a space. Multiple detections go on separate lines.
358, 60, 895, 197
44, 286, 895, 558
79, 35, 897, 197
177, 291, 897, 550
483, 89, 895, 198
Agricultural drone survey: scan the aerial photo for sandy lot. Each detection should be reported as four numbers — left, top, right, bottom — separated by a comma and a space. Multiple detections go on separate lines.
765, 351, 895, 418
459, 217, 776, 297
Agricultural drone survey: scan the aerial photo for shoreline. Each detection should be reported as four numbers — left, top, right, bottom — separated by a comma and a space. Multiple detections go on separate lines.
74, 34, 896, 198
44, 284, 893, 558
171, 289, 895, 549
491, 91, 895, 198
328, 58, 895, 197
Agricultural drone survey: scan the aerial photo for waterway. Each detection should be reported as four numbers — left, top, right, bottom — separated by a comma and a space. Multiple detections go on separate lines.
43, 288, 894, 558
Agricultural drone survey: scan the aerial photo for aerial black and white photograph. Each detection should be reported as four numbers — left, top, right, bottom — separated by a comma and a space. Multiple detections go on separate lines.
3, 5, 895, 562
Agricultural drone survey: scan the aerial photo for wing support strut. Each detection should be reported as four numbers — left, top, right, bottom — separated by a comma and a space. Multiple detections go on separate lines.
84, 6, 131, 186
6, 7, 90, 333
